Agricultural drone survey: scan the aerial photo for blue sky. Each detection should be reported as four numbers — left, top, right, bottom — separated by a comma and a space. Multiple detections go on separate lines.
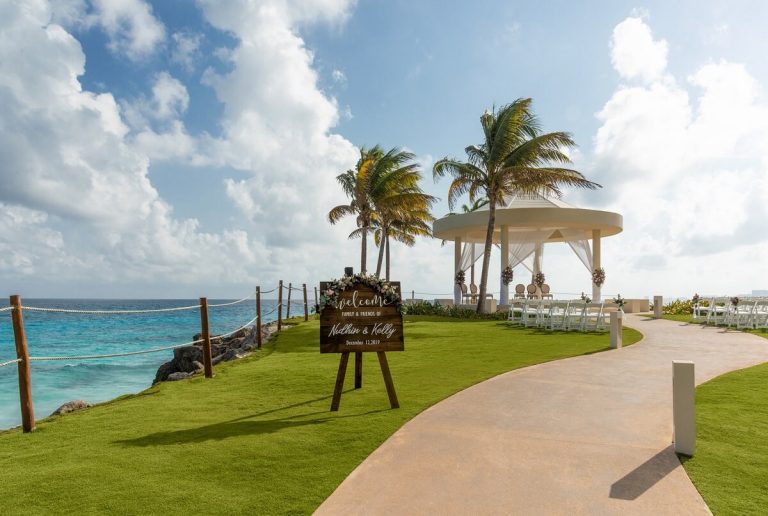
1, 0, 767, 299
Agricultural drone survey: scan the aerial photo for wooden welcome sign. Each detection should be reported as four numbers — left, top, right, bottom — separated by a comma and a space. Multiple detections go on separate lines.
319, 277, 403, 411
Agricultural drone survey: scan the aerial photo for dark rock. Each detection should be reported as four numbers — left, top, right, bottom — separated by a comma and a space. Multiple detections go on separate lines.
167, 371, 193, 381
51, 400, 91, 416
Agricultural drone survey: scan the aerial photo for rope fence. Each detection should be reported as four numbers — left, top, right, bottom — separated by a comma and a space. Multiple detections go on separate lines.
2, 279, 309, 433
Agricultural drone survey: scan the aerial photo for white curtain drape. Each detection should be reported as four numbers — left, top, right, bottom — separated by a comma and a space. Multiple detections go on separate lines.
460, 243, 484, 272
559, 228, 593, 273
505, 229, 553, 274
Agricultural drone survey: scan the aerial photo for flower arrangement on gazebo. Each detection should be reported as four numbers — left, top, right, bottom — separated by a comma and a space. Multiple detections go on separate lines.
533, 272, 545, 288
592, 267, 605, 287
455, 270, 465, 285
501, 266, 514, 285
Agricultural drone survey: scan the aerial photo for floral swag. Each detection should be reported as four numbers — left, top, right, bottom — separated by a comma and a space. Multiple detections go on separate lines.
592, 267, 606, 287
319, 273, 403, 313
501, 266, 514, 286
533, 272, 545, 288
455, 270, 465, 286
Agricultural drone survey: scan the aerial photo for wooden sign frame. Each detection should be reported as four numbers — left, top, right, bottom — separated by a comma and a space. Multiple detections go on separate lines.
319, 279, 403, 411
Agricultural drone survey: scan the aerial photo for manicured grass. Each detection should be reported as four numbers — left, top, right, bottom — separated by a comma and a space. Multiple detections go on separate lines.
681, 361, 768, 515
0, 317, 641, 515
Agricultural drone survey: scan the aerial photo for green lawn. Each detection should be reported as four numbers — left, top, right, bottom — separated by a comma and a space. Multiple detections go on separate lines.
681, 361, 768, 515
0, 317, 641, 515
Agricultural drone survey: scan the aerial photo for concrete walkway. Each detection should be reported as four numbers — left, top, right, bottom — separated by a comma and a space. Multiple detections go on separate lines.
316, 315, 768, 515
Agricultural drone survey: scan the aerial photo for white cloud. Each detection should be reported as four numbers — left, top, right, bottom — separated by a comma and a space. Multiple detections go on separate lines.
610, 16, 668, 83
171, 31, 203, 71
89, 0, 166, 61
196, 0, 360, 253
331, 68, 346, 84
0, 1, 264, 295
586, 16, 768, 297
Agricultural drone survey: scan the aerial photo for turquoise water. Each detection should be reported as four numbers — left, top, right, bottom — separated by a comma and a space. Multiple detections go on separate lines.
0, 298, 290, 429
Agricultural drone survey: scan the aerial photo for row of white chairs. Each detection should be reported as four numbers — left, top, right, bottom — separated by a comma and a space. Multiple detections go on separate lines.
695, 297, 768, 330
507, 299, 616, 332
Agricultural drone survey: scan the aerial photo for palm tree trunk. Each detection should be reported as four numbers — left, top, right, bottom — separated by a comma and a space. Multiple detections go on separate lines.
361, 227, 368, 274
376, 229, 386, 277
477, 200, 496, 313
385, 233, 390, 280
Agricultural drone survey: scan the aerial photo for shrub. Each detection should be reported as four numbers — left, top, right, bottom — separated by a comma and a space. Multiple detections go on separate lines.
403, 301, 507, 320
663, 299, 694, 315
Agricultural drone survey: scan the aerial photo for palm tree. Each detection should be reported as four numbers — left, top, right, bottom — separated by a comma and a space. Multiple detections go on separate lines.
329, 146, 430, 275
374, 203, 434, 279
433, 98, 601, 312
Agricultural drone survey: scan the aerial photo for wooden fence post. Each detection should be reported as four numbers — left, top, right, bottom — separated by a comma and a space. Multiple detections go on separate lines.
303, 283, 309, 321
10, 295, 35, 433
314, 286, 319, 308
277, 280, 283, 331
287, 282, 292, 319
199, 297, 213, 378
256, 286, 262, 350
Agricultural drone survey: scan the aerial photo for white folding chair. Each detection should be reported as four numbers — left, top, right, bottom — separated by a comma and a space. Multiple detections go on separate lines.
536, 299, 554, 328
583, 303, 608, 332
548, 300, 570, 331
522, 299, 540, 327
564, 301, 586, 331
508, 299, 526, 326
753, 300, 768, 330
735, 300, 758, 329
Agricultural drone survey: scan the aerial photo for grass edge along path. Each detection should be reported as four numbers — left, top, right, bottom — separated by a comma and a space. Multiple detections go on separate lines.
0, 316, 641, 515
681, 361, 768, 515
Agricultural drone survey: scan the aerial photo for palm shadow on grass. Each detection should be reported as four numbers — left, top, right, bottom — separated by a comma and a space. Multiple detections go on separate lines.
114, 391, 389, 447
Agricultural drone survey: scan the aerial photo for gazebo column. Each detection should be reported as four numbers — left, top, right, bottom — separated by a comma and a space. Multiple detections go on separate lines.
454, 236, 462, 305
592, 229, 602, 302
499, 225, 509, 305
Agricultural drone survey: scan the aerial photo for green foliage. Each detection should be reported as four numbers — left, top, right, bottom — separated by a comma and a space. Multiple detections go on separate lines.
683, 362, 768, 514
403, 301, 508, 320
0, 318, 641, 514
663, 299, 695, 315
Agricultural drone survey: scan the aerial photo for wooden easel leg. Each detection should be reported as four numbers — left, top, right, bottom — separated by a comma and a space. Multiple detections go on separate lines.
377, 352, 399, 409
331, 352, 350, 412
354, 351, 362, 389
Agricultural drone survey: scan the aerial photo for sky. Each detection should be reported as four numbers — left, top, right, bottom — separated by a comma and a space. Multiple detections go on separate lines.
1, 0, 767, 300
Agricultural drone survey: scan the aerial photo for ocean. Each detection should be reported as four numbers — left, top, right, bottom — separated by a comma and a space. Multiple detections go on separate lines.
0, 298, 287, 430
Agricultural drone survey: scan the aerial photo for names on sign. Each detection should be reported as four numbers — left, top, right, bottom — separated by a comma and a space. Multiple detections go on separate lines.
319, 281, 404, 353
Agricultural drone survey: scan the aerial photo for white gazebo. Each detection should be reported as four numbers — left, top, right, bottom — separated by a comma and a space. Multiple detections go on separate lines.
432, 193, 623, 306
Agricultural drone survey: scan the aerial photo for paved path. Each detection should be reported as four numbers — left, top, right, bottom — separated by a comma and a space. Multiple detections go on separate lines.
316, 315, 768, 515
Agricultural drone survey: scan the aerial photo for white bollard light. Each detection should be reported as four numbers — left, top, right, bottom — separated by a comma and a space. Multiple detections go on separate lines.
653, 295, 663, 319
610, 311, 622, 349
673, 360, 695, 456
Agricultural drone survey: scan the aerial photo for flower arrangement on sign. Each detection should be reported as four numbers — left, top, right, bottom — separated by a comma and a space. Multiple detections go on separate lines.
580, 292, 592, 303
533, 272, 545, 288
692, 293, 700, 305
319, 273, 403, 313
731, 296, 740, 307
612, 294, 625, 308
501, 266, 514, 285
455, 270, 465, 286
592, 267, 606, 287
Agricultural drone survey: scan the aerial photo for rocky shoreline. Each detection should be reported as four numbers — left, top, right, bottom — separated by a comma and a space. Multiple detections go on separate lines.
153, 321, 280, 384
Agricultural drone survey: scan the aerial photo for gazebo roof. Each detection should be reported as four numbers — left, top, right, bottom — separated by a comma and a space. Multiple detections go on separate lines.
433, 193, 623, 244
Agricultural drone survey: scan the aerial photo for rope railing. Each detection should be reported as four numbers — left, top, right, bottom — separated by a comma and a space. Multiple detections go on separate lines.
21, 304, 202, 314
208, 294, 255, 307
4, 280, 307, 433
27, 315, 260, 362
